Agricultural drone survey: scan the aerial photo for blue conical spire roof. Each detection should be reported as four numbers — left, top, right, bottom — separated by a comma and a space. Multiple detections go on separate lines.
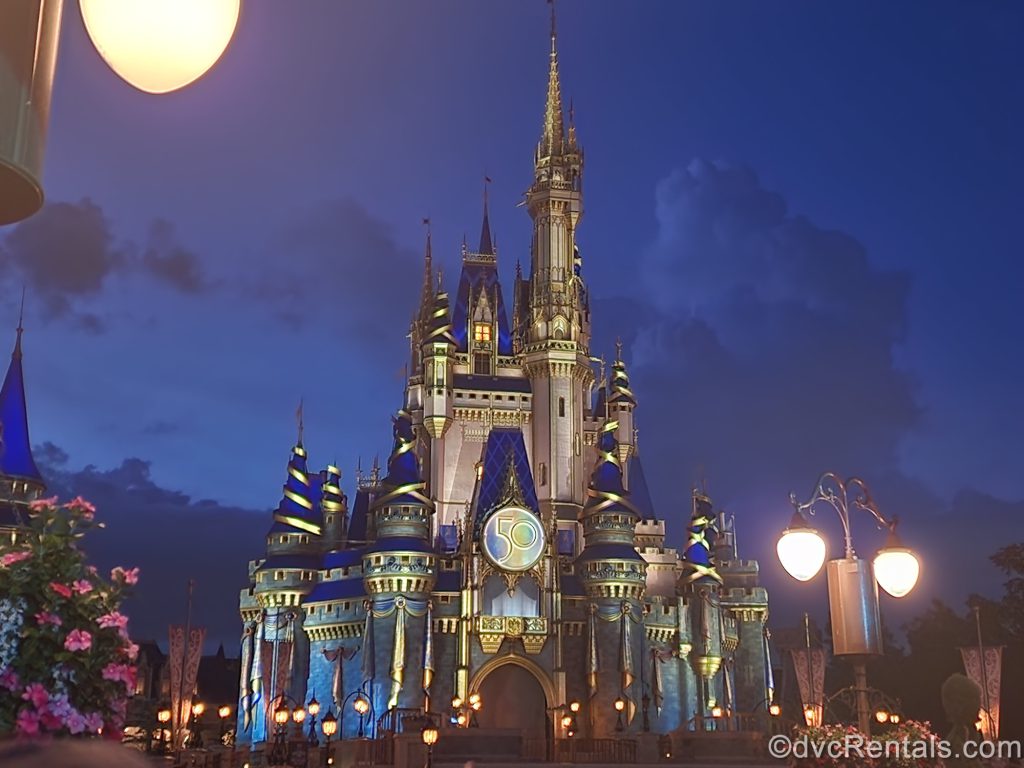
373, 409, 430, 508
271, 443, 322, 535
0, 326, 42, 484
584, 421, 633, 513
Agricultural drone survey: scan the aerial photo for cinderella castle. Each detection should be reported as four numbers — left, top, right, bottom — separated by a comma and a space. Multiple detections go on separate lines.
236, 14, 771, 751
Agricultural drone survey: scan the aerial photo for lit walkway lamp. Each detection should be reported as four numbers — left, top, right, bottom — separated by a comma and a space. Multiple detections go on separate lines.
778, 472, 920, 733
1, 0, 240, 225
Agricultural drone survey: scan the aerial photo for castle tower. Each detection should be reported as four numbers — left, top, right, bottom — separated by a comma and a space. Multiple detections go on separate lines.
577, 421, 646, 736
320, 465, 347, 551
679, 490, 726, 724
522, 8, 594, 532
607, 341, 636, 482
362, 409, 437, 713
0, 317, 45, 539
422, 277, 456, 528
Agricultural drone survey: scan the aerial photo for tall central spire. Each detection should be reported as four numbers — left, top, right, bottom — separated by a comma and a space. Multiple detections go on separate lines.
540, 0, 564, 159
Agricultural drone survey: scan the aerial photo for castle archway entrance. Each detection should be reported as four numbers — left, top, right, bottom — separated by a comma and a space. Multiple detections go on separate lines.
472, 656, 552, 757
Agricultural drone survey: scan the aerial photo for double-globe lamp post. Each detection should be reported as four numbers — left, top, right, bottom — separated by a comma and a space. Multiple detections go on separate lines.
777, 472, 920, 734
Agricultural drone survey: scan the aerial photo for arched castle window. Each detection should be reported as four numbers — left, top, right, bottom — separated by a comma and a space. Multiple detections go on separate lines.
558, 397, 565, 417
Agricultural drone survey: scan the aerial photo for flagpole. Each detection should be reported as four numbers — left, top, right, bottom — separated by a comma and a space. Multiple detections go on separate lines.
803, 612, 813, 726
973, 605, 991, 739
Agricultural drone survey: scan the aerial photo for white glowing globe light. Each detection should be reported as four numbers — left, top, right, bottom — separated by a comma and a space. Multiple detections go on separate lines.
79, 0, 240, 94
777, 526, 826, 582
873, 547, 920, 598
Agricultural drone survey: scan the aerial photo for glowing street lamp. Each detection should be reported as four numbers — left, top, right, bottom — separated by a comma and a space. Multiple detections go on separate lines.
306, 696, 321, 744
875, 709, 890, 724
79, 0, 241, 94
1, 1, 242, 226
421, 725, 439, 768
321, 710, 338, 766
780, 472, 921, 734
776, 511, 827, 582
614, 697, 625, 732
218, 705, 231, 739
353, 693, 370, 738
768, 703, 781, 717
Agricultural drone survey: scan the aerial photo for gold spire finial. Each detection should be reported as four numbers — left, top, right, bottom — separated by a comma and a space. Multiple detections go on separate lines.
540, 0, 564, 159
296, 398, 304, 446
615, 337, 623, 363
549, 0, 557, 53
14, 286, 25, 359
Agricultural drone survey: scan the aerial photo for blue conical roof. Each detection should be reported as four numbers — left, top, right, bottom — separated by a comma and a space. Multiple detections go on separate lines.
0, 328, 42, 484
373, 409, 430, 508
584, 423, 632, 511
270, 443, 322, 535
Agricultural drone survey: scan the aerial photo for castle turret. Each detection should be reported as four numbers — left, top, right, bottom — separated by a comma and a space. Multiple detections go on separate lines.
320, 464, 347, 551
0, 316, 45, 537
363, 409, 437, 712
422, 278, 455, 440
679, 490, 726, 723
607, 341, 636, 477
577, 420, 646, 735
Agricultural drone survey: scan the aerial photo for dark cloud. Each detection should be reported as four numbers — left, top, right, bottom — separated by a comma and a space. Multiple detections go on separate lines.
141, 219, 207, 293
38, 447, 265, 650
0, 199, 211, 329
252, 200, 420, 353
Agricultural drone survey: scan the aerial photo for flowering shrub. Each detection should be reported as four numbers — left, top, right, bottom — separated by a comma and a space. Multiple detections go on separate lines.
790, 720, 945, 768
0, 497, 138, 739
874, 720, 944, 768
791, 723, 876, 768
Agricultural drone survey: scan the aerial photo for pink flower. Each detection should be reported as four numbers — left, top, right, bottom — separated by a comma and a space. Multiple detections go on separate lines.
64, 628, 92, 652
85, 565, 97, 576
22, 683, 49, 709
35, 611, 62, 627
110, 566, 140, 585
50, 582, 73, 599
0, 550, 31, 567
83, 712, 103, 733
122, 642, 139, 661
98, 611, 129, 631
66, 710, 87, 734
72, 579, 94, 594
0, 667, 20, 692
64, 496, 96, 519
102, 663, 137, 690
15, 708, 41, 736
38, 709, 63, 731
28, 495, 58, 512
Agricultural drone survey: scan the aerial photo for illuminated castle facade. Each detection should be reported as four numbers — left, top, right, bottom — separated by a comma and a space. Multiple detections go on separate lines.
236, 19, 770, 749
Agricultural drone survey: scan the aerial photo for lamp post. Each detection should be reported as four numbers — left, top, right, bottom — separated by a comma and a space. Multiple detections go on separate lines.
218, 705, 231, 742
778, 472, 921, 734
269, 699, 291, 766
190, 701, 205, 749
307, 696, 321, 745
421, 724, 439, 768
156, 706, 172, 754
1, 1, 242, 226
353, 692, 371, 738
614, 697, 625, 733
321, 709, 337, 767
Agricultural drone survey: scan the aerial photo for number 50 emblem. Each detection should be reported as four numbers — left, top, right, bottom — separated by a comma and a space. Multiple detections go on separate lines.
482, 506, 546, 572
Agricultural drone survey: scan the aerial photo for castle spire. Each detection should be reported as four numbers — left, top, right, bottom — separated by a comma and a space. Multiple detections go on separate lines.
539, 0, 564, 159
0, 304, 42, 485
479, 178, 494, 255
418, 218, 434, 326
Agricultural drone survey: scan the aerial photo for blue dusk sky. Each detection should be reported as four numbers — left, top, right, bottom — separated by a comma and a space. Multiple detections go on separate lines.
1, 1, 1021, 646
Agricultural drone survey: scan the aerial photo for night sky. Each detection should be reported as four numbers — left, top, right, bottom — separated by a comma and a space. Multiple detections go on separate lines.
2, 1, 1022, 649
